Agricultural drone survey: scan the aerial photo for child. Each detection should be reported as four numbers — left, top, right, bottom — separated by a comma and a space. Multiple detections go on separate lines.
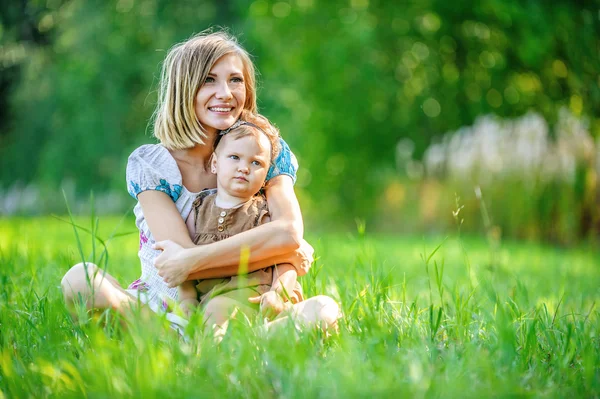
178, 112, 303, 329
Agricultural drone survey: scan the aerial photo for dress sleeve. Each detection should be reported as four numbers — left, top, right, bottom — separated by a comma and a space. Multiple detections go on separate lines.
265, 138, 298, 184
126, 144, 184, 202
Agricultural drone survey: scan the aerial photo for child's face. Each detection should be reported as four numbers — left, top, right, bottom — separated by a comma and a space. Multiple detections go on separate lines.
195, 53, 246, 134
212, 133, 271, 199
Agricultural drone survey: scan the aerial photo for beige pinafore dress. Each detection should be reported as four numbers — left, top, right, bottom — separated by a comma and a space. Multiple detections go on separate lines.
190, 190, 303, 311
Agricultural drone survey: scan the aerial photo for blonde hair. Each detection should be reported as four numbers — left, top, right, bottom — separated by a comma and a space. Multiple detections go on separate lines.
215, 111, 281, 162
153, 31, 257, 150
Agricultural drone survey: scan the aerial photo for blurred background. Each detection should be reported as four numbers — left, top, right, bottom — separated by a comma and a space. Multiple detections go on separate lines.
1, 0, 599, 244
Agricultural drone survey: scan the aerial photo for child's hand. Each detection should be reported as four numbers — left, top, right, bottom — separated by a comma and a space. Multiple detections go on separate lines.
179, 298, 199, 318
248, 291, 290, 320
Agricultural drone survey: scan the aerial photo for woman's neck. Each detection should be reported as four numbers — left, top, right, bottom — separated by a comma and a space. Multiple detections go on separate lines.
169, 133, 217, 171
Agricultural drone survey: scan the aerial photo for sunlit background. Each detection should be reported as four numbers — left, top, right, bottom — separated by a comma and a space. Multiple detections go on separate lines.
1, 0, 599, 243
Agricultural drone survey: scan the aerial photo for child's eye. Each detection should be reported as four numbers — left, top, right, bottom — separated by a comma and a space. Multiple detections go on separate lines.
229, 155, 239, 160
252, 160, 263, 166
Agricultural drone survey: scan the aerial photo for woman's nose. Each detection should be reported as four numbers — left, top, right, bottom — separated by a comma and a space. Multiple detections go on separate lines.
216, 81, 232, 100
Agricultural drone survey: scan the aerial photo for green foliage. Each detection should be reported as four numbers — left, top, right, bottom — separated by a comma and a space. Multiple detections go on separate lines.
237, 0, 600, 224
1, 217, 599, 396
0, 0, 235, 194
1, 1, 599, 236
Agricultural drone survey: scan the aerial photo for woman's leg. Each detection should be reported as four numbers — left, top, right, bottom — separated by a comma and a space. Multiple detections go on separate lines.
267, 295, 341, 333
61, 262, 134, 314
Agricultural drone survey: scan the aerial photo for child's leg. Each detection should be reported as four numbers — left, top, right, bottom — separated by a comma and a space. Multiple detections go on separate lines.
178, 280, 200, 317
267, 295, 341, 333
202, 288, 261, 338
61, 262, 135, 315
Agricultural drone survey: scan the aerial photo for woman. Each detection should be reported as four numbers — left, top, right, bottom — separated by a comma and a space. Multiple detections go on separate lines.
61, 30, 339, 334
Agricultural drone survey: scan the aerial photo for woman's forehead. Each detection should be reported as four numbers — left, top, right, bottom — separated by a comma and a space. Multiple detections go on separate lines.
210, 53, 245, 74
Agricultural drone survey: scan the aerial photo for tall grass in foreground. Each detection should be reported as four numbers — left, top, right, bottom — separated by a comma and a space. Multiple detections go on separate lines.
0, 217, 599, 398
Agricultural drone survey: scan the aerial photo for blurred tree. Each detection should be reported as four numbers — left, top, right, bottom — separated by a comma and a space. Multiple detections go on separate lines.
1, 0, 236, 193
239, 0, 599, 224
1, 0, 598, 237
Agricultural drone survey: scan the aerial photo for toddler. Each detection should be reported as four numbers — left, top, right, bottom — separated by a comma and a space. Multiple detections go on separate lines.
179, 113, 302, 328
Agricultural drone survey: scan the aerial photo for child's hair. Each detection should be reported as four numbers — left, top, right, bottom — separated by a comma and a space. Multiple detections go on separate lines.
214, 111, 281, 162
152, 30, 257, 150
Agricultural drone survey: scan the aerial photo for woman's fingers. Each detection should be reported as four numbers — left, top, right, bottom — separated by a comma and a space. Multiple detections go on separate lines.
154, 255, 164, 271
151, 240, 187, 287
167, 276, 182, 288
152, 240, 166, 251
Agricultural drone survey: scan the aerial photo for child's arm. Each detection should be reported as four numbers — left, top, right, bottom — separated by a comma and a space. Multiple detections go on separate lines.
178, 280, 199, 317
249, 263, 299, 319
270, 263, 299, 302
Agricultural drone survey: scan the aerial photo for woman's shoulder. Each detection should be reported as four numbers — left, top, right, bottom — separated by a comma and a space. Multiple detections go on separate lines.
128, 143, 172, 163
126, 144, 183, 201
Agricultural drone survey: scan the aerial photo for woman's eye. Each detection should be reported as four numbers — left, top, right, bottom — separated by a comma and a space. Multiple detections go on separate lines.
204, 76, 215, 83
231, 77, 244, 83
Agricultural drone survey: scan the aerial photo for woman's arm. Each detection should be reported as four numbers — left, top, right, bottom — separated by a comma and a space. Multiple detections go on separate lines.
183, 175, 306, 273
154, 239, 313, 283
143, 175, 312, 286
138, 190, 196, 248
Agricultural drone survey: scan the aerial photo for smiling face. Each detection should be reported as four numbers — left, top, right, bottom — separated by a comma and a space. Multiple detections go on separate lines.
153, 32, 257, 150
194, 53, 247, 136
211, 130, 272, 201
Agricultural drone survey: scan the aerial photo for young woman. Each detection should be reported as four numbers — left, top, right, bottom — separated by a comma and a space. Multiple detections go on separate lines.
61, 31, 339, 334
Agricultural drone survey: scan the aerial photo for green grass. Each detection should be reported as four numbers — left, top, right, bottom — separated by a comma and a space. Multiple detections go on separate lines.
0, 216, 599, 398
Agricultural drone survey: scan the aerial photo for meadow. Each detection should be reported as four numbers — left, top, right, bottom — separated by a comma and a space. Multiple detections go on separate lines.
0, 216, 599, 398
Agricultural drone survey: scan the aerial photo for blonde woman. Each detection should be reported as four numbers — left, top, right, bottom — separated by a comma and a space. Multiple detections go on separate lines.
61, 31, 339, 334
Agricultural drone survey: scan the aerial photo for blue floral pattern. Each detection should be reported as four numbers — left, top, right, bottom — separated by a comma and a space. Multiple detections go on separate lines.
266, 138, 298, 183
156, 179, 183, 202
128, 179, 182, 202
128, 181, 142, 199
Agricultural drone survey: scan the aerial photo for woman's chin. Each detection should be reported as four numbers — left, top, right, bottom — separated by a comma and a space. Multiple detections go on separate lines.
210, 115, 241, 131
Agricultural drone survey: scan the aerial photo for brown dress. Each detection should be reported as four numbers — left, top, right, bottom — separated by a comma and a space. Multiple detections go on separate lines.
190, 190, 302, 309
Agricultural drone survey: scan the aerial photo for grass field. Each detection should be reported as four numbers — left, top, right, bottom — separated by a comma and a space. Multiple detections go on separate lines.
0, 216, 599, 398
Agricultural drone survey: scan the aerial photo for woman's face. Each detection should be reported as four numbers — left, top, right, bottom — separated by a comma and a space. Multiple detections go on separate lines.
195, 53, 247, 134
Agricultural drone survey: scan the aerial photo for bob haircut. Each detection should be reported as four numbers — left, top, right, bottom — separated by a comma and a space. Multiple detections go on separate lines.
214, 111, 281, 162
152, 30, 257, 150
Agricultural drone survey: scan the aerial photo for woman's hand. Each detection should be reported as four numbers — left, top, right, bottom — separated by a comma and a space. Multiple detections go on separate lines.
153, 240, 194, 287
294, 239, 315, 276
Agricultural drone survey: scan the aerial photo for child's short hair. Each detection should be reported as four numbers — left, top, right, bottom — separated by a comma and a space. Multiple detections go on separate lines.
153, 30, 257, 150
215, 111, 281, 162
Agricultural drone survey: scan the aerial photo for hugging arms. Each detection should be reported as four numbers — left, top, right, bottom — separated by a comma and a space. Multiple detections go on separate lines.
138, 175, 312, 287
147, 173, 311, 287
